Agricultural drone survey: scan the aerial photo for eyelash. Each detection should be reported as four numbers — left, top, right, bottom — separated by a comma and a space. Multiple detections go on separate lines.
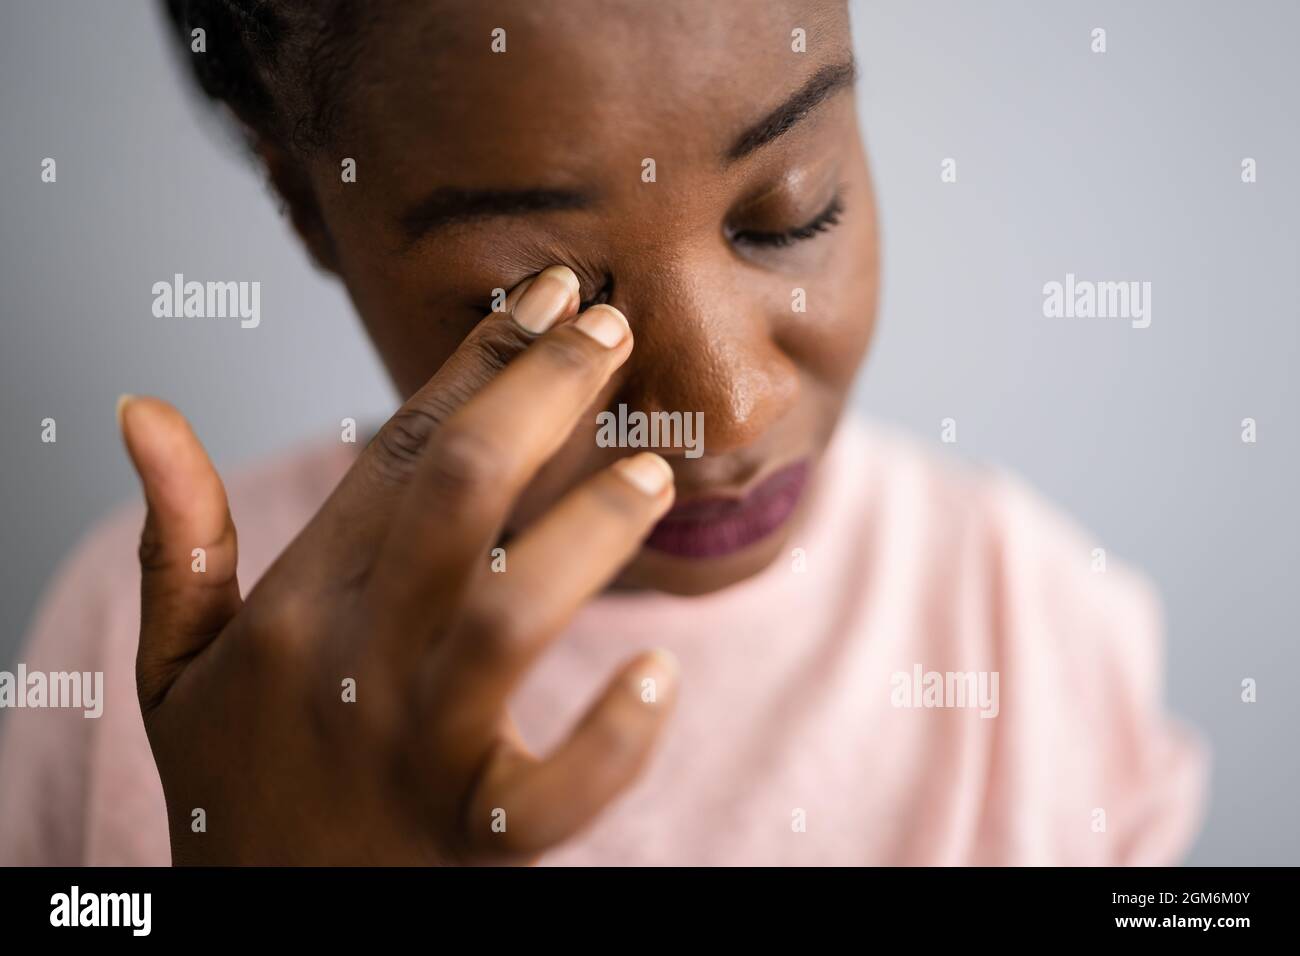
729, 191, 846, 249
578, 277, 611, 312
480, 190, 844, 314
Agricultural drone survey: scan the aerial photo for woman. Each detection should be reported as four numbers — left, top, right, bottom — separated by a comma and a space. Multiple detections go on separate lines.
0, 0, 1205, 865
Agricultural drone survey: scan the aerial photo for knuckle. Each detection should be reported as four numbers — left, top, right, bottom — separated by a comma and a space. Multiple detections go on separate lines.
536, 331, 600, 376
468, 319, 531, 375
198, 519, 240, 590
592, 473, 649, 521
135, 656, 169, 715
243, 589, 315, 642
592, 706, 644, 759
136, 522, 169, 574
457, 601, 528, 661
371, 405, 442, 483
427, 426, 508, 500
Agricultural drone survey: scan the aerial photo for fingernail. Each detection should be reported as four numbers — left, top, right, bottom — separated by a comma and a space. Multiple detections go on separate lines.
647, 647, 679, 677
503, 276, 535, 312
574, 304, 630, 348
632, 648, 679, 698
614, 452, 674, 496
512, 265, 578, 334
115, 393, 135, 430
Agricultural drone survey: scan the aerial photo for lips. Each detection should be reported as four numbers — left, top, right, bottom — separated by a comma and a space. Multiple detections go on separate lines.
644, 459, 811, 559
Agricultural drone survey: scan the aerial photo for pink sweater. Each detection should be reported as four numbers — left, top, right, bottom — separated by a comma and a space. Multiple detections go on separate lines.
0, 417, 1207, 865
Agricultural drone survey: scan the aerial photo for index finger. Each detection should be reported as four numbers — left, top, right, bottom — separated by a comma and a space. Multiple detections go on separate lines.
297, 266, 582, 581
369, 301, 635, 630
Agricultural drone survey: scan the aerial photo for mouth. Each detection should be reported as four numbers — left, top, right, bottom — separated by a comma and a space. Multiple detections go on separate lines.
643, 459, 811, 560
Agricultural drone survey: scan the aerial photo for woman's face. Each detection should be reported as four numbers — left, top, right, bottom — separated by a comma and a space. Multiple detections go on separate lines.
285, 0, 878, 595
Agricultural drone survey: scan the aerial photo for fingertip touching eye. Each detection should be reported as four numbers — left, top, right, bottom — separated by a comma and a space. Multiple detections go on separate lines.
578, 275, 613, 312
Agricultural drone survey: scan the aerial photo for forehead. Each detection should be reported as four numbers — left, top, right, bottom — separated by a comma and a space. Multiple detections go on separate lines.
338, 0, 850, 187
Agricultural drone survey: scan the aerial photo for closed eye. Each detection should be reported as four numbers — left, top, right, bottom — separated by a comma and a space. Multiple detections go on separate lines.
578, 275, 612, 312
729, 191, 846, 249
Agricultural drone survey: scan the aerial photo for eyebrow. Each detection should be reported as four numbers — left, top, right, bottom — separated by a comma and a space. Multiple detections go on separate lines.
726, 57, 857, 163
399, 186, 594, 244
398, 57, 856, 244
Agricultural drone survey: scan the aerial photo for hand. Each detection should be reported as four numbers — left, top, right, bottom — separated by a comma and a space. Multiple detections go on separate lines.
120, 266, 679, 864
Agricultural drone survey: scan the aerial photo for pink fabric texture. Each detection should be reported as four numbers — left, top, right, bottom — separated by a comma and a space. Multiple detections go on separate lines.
0, 417, 1208, 865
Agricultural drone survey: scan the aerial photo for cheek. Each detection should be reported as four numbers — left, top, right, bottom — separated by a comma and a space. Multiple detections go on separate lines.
346, 277, 470, 401
321, 209, 473, 400
776, 168, 880, 394
831, 203, 881, 379
387, 329, 466, 400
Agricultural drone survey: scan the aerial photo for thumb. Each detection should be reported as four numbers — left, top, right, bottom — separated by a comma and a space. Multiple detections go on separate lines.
118, 395, 242, 710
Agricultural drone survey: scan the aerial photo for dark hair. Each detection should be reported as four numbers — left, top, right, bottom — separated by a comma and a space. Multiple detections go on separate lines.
160, 0, 364, 154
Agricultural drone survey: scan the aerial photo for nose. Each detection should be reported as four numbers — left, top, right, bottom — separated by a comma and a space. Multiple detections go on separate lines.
611, 257, 800, 459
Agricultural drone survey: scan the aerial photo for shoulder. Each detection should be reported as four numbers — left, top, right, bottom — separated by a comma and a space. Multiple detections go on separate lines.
840, 417, 1159, 644
832, 417, 1207, 862
842, 416, 1171, 712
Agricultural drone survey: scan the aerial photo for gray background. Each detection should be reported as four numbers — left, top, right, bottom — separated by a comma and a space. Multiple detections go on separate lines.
1, 1, 1296, 865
